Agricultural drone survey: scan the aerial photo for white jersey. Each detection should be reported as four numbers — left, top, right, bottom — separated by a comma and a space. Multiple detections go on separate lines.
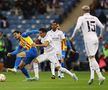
38, 34, 55, 53
71, 13, 104, 43
37, 34, 60, 66
47, 29, 65, 52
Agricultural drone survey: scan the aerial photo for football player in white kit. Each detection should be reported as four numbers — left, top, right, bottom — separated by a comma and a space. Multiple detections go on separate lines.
47, 22, 66, 79
70, 5, 105, 85
32, 28, 78, 81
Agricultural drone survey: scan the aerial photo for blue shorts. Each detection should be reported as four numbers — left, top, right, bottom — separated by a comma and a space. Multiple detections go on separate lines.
23, 47, 38, 64
62, 51, 66, 59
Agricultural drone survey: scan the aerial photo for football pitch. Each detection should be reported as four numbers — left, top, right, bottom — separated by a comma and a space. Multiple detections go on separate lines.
0, 72, 108, 90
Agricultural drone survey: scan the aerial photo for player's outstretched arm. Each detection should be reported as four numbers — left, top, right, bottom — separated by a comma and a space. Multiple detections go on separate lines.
7, 53, 12, 57
23, 30, 39, 37
8, 46, 22, 55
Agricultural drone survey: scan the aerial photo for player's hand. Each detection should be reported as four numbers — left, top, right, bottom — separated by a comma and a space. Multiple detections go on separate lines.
99, 36, 103, 42
32, 43, 36, 47
7, 53, 11, 57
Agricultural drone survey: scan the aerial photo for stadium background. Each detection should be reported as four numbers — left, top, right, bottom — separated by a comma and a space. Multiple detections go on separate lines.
0, 0, 108, 90
0, 0, 108, 79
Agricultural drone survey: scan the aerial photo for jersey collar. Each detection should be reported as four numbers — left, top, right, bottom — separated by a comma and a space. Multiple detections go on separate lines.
84, 13, 90, 16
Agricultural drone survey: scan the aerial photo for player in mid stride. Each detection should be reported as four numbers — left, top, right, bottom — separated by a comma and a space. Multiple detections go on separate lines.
7, 30, 39, 81
70, 5, 105, 85
32, 28, 78, 81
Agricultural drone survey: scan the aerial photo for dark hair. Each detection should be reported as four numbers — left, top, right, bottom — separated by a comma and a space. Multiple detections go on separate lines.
39, 28, 47, 33
12, 30, 21, 34
52, 21, 59, 24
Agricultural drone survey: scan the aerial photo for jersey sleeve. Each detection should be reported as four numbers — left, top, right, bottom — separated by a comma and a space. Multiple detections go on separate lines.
71, 17, 82, 38
60, 31, 65, 40
45, 35, 52, 43
10, 45, 22, 55
22, 30, 39, 37
38, 36, 41, 40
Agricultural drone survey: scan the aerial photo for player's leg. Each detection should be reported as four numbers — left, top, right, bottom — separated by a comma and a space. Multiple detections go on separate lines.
60, 50, 66, 78
56, 63, 78, 81
85, 42, 95, 85
88, 58, 95, 85
24, 47, 39, 80
7, 51, 25, 73
89, 56, 105, 85
50, 62, 56, 79
32, 54, 47, 80
19, 55, 37, 81
57, 52, 64, 78
50, 52, 61, 79
18, 60, 31, 80
33, 62, 39, 80
14, 57, 22, 71
85, 42, 105, 85
48, 52, 78, 81
18, 48, 36, 81
60, 59, 65, 78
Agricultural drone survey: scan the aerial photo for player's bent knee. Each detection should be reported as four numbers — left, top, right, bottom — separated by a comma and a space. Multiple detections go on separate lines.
56, 66, 60, 71
18, 65, 23, 69
19, 62, 26, 69
17, 52, 26, 57
33, 59, 39, 63
89, 56, 95, 59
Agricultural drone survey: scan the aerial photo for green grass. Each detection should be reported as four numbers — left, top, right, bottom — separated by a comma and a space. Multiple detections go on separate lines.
0, 72, 108, 90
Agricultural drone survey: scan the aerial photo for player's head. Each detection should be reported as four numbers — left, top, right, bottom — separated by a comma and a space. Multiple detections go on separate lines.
82, 5, 90, 13
39, 28, 47, 38
12, 30, 21, 40
104, 42, 108, 49
57, 23, 60, 30
51, 21, 58, 31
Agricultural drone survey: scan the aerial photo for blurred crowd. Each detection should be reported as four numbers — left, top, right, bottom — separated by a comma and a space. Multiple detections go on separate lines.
90, 0, 108, 28
0, 31, 13, 71
90, 0, 108, 11
0, 0, 61, 19
0, 14, 9, 29
0, 0, 108, 72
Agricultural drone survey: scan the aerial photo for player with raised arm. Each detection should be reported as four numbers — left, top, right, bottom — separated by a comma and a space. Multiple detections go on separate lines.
70, 5, 105, 85
32, 28, 78, 81
7, 30, 39, 81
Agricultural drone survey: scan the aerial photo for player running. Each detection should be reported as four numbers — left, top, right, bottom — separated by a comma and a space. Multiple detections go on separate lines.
7, 30, 39, 81
32, 28, 78, 81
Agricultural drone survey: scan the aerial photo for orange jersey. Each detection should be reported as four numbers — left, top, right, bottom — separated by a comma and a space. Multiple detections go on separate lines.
19, 36, 33, 50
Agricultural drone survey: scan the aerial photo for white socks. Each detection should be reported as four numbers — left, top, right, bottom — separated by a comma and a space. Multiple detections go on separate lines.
50, 63, 56, 76
89, 58, 104, 79
33, 63, 39, 79
89, 59, 94, 79
59, 67, 74, 77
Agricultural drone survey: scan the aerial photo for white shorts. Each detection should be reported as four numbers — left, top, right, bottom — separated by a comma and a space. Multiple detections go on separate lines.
56, 50, 62, 60
36, 50, 60, 67
84, 41, 99, 57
